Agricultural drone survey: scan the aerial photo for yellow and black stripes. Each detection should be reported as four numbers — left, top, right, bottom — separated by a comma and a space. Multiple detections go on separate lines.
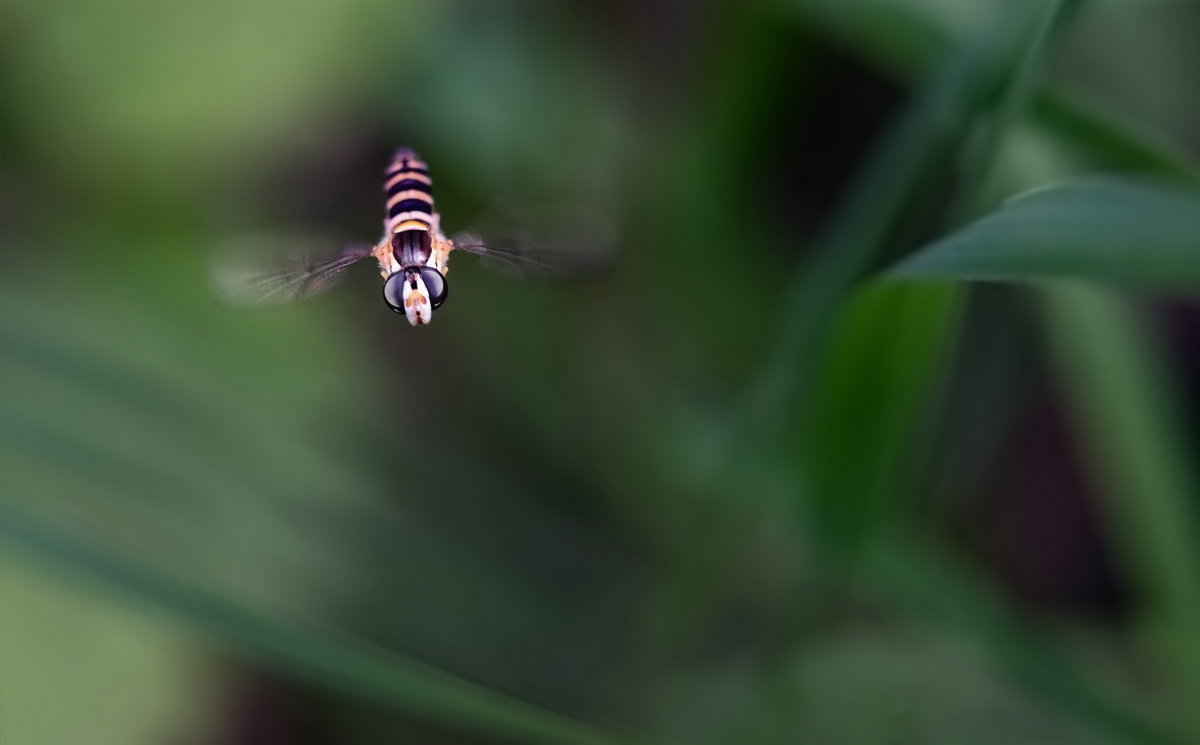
384, 149, 435, 230
385, 148, 438, 268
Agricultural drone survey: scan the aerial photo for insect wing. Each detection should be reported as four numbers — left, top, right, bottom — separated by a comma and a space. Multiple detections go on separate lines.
214, 234, 373, 305
448, 200, 617, 279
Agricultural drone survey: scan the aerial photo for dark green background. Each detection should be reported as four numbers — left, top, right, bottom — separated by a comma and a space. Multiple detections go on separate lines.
2, 1, 1199, 744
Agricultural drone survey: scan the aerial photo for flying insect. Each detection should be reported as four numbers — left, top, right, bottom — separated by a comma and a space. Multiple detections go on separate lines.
218, 147, 600, 325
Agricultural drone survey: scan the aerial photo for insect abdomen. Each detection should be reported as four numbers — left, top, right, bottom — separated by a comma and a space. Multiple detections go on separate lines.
384, 149, 435, 230
385, 148, 436, 267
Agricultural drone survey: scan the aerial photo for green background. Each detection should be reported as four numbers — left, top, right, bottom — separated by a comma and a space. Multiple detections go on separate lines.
2, 1, 1199, 743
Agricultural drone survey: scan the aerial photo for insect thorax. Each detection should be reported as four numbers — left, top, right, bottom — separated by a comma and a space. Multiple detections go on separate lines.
391, 229, 432, 268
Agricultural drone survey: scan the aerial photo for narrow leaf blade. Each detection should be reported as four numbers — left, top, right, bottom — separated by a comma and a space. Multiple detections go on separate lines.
892, 178, 1200, 288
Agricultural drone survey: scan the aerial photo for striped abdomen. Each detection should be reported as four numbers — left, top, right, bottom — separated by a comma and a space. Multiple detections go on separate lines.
385, 148, 435, 267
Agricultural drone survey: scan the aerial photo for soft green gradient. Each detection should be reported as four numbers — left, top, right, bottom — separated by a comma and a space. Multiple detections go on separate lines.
2, 0, 1198, 744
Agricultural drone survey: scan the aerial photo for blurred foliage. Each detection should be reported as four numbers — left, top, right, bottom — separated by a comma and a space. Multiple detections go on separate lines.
2, 0, 1199, 744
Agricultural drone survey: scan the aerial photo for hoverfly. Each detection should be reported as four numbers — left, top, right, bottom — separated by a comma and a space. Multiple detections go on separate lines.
217, 147, 608, 325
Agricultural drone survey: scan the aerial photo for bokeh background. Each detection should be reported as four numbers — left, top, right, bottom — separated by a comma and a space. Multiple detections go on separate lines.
2, 0, 1199, 744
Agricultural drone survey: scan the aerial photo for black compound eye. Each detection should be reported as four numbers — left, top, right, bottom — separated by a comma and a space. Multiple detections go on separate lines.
418, 267, 448, 308
382, 272, 406, 314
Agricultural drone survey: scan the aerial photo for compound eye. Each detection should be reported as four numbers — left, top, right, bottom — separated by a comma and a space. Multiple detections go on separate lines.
418, 267, 448, 308
382, 272, 406, 314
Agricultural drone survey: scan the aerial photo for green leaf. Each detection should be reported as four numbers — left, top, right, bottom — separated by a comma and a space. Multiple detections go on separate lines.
947, 0, 1079, 223
892, 179, 1200, 288
803, 282, 962, 551
1044, 285, 1200, 742
752, 0, 1037, 420
1033, 92, 1200, 183
791, 0, 1200, 183
0, 515, 644, 745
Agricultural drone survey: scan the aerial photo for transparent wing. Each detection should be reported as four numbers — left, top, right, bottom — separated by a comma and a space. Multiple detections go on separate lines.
213, 233, 373, 305
447, 200, 618, 279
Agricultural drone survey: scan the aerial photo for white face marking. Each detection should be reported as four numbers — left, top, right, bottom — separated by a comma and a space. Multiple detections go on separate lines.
402, 272, 432, 326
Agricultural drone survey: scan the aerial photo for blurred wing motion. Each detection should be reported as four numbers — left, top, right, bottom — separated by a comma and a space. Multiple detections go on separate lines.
213, 233, 373, 305
449, 200, 618, 278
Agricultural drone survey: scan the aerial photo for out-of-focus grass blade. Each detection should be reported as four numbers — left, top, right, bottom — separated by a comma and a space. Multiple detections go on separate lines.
0, 515, 647, 745
754, 0, 1063, 420
758, 0, 1089, 417
1033, 91, 1200, 183
892, 179, 1200, 287
1044, 285, 1200, 742
791, 0, 1200, 183
0, 244, 642, 737
802, 282, 962, 551
779, 0, 1068, 515
949, 0, 1079, 223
